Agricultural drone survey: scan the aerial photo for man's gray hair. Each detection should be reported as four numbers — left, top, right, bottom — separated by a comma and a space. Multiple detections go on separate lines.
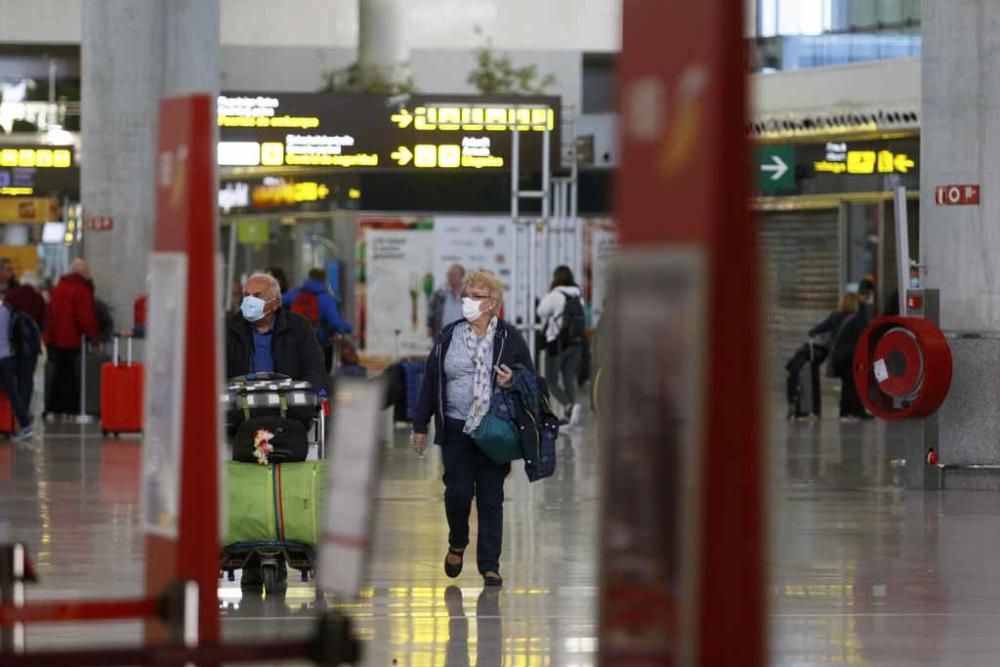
246, 272, 281, 300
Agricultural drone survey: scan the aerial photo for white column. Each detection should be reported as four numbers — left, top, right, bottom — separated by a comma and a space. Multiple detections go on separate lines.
358, 0, 409, 83
81, 0, 219, 328
921, 0, 1000, 479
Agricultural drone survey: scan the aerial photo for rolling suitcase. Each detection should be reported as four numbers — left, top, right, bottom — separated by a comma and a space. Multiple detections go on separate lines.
223, 460, 327, 545
787, 342, 824, 419
401, 359, 425, 422
0, 391, 15, 435
100, 336, 144, 435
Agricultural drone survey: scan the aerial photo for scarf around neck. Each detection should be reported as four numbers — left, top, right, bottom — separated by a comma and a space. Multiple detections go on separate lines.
462, 317, 498, 434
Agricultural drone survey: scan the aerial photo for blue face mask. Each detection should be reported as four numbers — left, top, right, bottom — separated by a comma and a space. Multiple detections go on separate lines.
241, 295, 267, 322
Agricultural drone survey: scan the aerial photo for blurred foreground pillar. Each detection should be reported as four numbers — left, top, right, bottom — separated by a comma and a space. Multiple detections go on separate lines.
599, 1, 762, 665
81, 0, 219, 326
921, 2, 1000, 487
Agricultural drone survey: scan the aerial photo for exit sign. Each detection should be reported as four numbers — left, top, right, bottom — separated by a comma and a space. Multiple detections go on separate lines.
935, 184, 980, 206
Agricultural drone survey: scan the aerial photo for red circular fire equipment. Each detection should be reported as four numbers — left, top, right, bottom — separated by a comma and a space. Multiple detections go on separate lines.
853, 316, 952, 420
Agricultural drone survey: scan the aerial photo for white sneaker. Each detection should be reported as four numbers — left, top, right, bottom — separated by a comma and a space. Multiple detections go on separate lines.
569, 404, 583, 427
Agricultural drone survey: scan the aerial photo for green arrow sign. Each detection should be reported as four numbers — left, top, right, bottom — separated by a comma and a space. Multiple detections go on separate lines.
756, 145, 795, 193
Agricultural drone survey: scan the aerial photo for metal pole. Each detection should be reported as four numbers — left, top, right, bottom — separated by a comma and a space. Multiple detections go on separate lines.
75, 335, 93, 424
893, 186, 910, 316
511, 128, 522, 326
528, 222, 537, 361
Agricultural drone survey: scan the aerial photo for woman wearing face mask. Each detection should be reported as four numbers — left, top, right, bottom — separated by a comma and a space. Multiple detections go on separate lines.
225, 272, 328, 393
411, 270, 535, 588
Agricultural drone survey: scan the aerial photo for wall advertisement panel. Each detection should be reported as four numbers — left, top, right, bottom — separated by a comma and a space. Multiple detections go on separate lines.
362, 222, 435, 357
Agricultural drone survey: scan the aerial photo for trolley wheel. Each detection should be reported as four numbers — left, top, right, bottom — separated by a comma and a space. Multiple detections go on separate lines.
261, 565, 281, 595
102, 429, 109, 437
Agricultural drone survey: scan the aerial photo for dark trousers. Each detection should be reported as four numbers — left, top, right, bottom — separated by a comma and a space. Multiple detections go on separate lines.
840, 374, 865, 417
545, 343, 583, 407
0, 357, 31, 429
16, 352, 38, 417
48, 347, 81, 415
441, 418, 510, 574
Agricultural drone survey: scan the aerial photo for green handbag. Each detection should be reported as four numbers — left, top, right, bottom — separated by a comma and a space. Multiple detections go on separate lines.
470, 379, 522, 464
472, 412, 522, 464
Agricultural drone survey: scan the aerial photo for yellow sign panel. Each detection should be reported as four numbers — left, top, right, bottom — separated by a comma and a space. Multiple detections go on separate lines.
394, 106, 555, 132
0, 148, 72, 169
814, 149, 915, 175
393, 144, 505, 169
0, 197, 60, 222
251, 181, 331, 208
0, 245, 39, 276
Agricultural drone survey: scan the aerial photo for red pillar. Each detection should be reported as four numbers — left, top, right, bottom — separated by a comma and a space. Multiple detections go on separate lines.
145, 94, 220, 643
601, 1, 763, 664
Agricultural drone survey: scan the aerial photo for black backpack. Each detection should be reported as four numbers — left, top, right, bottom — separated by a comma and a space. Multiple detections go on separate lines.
558, 294, 587, 348
9, 308, 41, 359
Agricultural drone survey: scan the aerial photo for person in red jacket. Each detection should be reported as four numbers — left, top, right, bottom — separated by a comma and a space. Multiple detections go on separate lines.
44, 259, 99, 415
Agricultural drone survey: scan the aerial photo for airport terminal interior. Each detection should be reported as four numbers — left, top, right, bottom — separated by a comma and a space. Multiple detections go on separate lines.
6, 0, 1000, 665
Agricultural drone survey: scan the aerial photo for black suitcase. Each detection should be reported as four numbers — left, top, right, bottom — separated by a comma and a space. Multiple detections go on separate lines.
786, 343, 825, 419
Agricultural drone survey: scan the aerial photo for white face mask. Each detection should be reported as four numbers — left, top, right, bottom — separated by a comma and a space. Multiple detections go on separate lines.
462, 297, 486, 322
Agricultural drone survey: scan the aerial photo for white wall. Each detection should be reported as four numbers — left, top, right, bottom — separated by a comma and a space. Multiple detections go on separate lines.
0, 0, 621, 52
752, 57, 920, 116
220, 44, 582, 108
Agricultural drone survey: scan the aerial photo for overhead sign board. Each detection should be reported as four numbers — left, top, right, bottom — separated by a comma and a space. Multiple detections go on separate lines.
753, 136, 919, 197
217, 92, 561, 172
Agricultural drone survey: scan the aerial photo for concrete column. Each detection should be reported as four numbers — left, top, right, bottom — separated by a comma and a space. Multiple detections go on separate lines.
81, 0, 219, 329
357, 0, 409, 85
922, 0, 1000, 486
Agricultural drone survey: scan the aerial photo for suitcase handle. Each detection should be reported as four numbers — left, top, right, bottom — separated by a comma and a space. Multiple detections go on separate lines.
113, 333, 134, 367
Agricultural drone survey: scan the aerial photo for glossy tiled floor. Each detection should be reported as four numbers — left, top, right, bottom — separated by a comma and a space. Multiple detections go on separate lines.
6, 408, 1000, 664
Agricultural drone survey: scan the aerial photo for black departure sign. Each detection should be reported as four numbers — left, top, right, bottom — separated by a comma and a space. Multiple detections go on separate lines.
217, 92, 561, 172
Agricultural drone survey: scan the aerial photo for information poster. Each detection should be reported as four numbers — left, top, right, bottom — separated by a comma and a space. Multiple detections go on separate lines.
433, 216, 513, 304
589, 226, 619, 325
141, 252, 188, 538
364, 226, 435, 356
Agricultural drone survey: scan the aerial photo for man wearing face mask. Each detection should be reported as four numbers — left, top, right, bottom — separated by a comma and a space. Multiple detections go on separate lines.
225, 273, 327, 393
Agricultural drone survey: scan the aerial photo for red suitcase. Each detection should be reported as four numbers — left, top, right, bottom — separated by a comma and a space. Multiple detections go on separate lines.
100, 335, 144, 436
0, 391, 15, 435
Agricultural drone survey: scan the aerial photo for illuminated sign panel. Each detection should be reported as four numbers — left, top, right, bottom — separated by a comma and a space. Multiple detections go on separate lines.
217, 92, 560, 172
0, 144, 78, 197
813, 142, 916, 175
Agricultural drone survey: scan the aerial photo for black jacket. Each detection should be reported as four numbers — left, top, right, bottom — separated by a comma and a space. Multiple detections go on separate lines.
413, 318, 534, 444
226, 309, 328, 393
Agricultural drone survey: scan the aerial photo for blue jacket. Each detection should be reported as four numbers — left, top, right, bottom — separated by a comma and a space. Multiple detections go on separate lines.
282, 279, 352, 343
413, 319, 533, 444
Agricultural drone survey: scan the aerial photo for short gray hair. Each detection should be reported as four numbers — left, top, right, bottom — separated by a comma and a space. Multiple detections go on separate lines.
246, 272, 281, 300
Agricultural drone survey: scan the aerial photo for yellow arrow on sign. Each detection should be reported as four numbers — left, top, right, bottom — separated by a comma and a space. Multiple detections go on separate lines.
390, 109, 413, 129
391, 146, 413, 166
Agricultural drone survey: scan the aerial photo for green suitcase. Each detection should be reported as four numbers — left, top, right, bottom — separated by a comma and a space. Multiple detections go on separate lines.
223, 460, 327, 546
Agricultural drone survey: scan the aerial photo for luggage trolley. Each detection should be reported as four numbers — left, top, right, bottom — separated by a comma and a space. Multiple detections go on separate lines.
219, 373, 328, 595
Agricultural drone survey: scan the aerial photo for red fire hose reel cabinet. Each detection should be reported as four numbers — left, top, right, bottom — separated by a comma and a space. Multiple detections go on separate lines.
853, 316, 953, 420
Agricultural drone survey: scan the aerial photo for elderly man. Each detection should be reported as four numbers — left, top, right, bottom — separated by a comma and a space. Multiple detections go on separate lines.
226, 272, 327, 392
427, 264, 466, 339
45, 258, 99, 416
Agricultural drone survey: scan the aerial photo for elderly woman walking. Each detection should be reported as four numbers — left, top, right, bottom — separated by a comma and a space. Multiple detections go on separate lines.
411, 270, 535, 587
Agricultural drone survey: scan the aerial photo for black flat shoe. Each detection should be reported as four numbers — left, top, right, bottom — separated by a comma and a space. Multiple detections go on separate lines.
444, 547, 465, 578
483, 572, 503, 587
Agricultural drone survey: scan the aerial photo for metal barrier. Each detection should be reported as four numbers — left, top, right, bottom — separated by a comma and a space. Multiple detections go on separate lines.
0, 542, 360, 664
